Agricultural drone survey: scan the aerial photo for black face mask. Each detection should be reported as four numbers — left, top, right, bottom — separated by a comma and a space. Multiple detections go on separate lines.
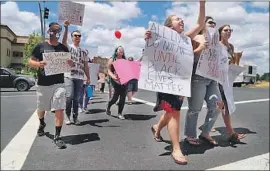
49, 32, 61, 39
48, 25, 62, 39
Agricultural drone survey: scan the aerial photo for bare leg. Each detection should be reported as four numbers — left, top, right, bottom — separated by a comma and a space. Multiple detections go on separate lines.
167, 111, 187, 164
127, 91, 133, 102
55, 109, 64, 127
37, 109, 46, 119
153, 112, 170, 138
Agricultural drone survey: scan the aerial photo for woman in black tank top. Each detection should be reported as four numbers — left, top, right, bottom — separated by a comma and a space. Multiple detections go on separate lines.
106, 46, 127, 120
218, 24, 246, 142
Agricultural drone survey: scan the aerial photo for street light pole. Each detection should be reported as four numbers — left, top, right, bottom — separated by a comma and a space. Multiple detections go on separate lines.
43, 1, 46, 42
38, 1, 44, 42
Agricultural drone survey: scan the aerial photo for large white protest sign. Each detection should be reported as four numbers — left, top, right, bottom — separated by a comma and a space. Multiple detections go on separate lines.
43, 52, 71, 76
138, 21, 194, 97
58, 1, 85, 26
89, 63, 100, 85
222, 64, 244, 114
196, 27, 228, 84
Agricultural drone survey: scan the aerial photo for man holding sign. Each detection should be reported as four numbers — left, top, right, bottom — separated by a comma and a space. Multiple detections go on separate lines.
28, 22, 70, 149
62, 20, 90, 125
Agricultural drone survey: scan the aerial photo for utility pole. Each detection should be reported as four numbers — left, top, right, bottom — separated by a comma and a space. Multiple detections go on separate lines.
38, 1, 44, 42
43, 2, 50, 42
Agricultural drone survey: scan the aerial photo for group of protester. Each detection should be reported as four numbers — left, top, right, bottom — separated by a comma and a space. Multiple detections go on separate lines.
28, 1, 245, 165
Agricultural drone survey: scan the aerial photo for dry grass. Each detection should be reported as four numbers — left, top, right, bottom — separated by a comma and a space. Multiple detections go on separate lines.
247, 81, 269, 88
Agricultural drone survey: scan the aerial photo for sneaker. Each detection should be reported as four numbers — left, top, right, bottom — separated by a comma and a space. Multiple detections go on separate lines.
118, 114, 125, 120
65, 117, 73, 125
78, 108, 83, 113
37, 123, 46, 136
73, 118, 81, 125
54, 136, 67, 149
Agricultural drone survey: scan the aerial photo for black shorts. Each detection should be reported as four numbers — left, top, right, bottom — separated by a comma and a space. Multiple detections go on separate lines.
127, 79, 138, 92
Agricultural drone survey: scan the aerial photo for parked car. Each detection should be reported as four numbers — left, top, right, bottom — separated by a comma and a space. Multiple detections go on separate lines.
0, 67, 36, 91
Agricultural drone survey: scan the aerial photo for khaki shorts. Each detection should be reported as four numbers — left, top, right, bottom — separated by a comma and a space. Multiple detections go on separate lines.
37, 83, 66, 112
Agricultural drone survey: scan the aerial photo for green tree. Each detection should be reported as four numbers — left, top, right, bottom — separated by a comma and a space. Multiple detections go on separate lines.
261, 73, 270, 81
23, 32, 42, 75
256, 73, 260, 81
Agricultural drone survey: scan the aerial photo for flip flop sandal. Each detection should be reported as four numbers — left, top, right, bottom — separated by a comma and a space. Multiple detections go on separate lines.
228, 133, 246, 143
151, 126, 163, 142
185, 137, 201, 146
199, 126, 216, 133
171, 154, 188, 165
211, 128, 217, 132
199, 135, 218, 146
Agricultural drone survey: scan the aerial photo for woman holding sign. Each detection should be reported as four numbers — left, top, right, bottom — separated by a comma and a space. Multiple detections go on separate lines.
184, 16, 223, 147
144, 1, 206, 165
106, 46, 127, 120
218, 24, 246, 143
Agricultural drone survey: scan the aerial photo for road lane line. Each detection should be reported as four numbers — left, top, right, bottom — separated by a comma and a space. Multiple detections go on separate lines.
132, 97, 269, 109
1, 110, 38, 170
1, 95, 36, 98
207, 153, 269, 170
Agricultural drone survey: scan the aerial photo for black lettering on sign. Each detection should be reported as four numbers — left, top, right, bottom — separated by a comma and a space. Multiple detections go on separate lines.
146, 22, 160, 48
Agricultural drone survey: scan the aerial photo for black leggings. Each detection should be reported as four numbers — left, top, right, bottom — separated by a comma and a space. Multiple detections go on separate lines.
107, 80, 127, 114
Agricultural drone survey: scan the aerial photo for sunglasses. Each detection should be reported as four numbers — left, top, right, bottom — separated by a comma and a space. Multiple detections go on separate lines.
208, 21, 216, 25
223, 29, 233, 32
73, 34, 81, 38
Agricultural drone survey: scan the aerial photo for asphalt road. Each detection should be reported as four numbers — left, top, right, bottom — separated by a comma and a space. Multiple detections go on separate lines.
1, 87, 269, 170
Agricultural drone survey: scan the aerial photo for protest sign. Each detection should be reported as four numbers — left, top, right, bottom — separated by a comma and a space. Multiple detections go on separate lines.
195, 27, 228, 84
113, 59, 141, 85
88, 63, 100, 85
138, 21, 194, 97
222, 64, 244, 114
43, 52, 71, 76
58, 1, 85, 26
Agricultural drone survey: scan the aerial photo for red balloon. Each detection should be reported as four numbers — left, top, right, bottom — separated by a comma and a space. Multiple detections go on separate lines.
115, 30, 121, 39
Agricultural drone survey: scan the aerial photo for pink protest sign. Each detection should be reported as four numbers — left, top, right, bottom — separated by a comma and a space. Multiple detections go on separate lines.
113, 59, 141, 85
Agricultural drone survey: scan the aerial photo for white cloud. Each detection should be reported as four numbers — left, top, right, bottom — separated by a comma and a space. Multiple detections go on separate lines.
251, 2, 269, 9
83, 26, 146, 58
76, 1, 141, 30
74, 1, 145, 59
1, 1, 269, 75
151, 15, 158, 21
166, 2, 269, 74
1, 1, 40, 36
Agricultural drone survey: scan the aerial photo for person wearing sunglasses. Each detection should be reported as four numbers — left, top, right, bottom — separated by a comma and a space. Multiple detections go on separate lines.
28, 22, 71, 149
184, 16, 223, 147
62, 20, 90, 125
217, 24, 246, 143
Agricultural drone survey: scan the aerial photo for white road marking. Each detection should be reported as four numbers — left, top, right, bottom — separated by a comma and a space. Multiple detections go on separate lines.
132, 97, 269, 110
1, 93, 269, 170
1, 110, 38, 170
1, 95, 36, 98
207, 153, 269, 170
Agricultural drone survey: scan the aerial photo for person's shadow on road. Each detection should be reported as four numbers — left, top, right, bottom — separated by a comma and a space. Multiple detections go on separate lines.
45, 132, 100, 145
79, 119, 120, 128
159, 131, 250, 157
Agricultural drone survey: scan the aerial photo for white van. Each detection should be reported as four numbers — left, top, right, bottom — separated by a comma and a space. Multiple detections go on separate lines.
233, 64, 257, 87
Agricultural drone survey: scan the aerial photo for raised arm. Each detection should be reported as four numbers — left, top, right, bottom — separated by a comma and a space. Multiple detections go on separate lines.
62, 20, 69, 47
185, 1, 206, 39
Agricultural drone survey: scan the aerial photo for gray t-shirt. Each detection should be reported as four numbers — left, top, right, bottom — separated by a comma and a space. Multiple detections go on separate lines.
65, 44, 88, 80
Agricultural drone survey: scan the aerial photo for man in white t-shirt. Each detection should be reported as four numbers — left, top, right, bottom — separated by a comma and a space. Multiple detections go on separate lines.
62, 20, 90, 125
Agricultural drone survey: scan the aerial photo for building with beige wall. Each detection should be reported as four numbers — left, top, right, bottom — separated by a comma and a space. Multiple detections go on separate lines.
1, 24, 29, 69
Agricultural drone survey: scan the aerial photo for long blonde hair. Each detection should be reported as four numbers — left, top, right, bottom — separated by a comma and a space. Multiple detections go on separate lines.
164, 15, 175, 27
